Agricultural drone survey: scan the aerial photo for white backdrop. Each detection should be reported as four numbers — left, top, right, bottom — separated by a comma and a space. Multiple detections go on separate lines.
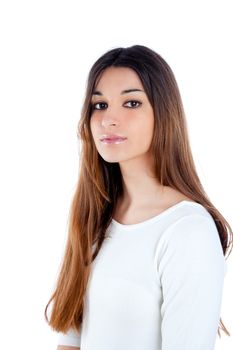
0, 0, 232, 349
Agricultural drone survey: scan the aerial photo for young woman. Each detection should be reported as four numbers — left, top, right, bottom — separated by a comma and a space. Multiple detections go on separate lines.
45, 45, 232, 350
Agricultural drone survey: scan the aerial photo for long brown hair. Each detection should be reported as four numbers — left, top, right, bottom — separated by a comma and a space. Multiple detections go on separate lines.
44, 44, 232, 338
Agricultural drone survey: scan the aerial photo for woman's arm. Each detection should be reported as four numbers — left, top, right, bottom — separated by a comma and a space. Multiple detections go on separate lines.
156, 214, 226, 349
57, 346, 80, 350
57, 327, 81, 349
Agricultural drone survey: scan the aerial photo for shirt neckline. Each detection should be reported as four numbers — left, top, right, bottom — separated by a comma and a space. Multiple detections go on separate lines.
111, 200, 201, 230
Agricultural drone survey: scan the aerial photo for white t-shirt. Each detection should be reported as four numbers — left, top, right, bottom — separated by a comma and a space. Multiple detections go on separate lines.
57, 200, 227, 349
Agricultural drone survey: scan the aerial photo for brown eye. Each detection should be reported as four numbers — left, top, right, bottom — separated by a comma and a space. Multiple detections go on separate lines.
124, 100, 141, 108
92, 102, 107, 110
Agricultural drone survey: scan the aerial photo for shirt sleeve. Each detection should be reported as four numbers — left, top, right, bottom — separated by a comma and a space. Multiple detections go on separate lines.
57, 327, 81, 347
156, 214, 227, 350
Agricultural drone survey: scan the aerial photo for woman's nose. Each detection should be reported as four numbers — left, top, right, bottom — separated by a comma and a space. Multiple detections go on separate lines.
101, 119, 117, 127
100, 108, 119, 127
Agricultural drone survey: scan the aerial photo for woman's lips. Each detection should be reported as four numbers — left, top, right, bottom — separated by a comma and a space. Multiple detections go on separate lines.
100, 137, 127, 144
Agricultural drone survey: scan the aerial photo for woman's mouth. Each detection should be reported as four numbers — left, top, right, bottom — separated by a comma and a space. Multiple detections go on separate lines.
100, 137, 127, 144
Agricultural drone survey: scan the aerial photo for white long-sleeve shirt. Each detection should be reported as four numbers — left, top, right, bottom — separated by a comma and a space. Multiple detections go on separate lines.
57, 200, 227, 349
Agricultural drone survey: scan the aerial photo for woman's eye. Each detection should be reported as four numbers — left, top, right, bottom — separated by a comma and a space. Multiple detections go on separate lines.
92, 102, 107, 110
92, 100, 141, 110
124, 100, 141, 108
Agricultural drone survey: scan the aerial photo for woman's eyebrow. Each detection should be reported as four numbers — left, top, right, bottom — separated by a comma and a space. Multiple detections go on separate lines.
92, 88, 145, 96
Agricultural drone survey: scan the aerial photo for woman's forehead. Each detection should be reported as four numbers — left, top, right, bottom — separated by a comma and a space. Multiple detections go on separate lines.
93, 67, 144, 95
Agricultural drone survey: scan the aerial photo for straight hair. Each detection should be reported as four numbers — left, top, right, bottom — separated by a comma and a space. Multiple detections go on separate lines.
45, 44, 232, 338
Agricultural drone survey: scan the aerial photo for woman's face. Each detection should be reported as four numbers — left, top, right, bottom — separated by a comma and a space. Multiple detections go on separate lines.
90, 66, 155, 164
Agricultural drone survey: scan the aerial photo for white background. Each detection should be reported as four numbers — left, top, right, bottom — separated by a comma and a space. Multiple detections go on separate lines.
0, 0, 232, 349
